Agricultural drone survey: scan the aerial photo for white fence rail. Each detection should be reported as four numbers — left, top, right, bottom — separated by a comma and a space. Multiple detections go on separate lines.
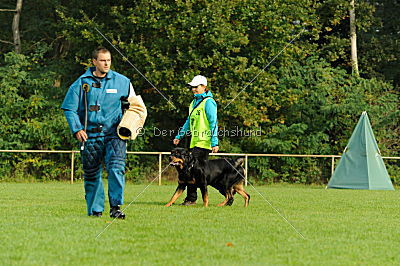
0, 150, 399, 184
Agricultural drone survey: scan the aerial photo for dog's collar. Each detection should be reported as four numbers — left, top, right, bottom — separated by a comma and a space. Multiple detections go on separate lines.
185, 162, 194, 170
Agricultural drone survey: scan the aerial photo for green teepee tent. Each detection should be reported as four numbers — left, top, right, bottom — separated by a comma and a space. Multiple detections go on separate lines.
327, 111, 394, 190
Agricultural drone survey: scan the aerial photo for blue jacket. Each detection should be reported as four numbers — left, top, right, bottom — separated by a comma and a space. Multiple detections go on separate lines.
175, 91, 219, 147
61, 67, 130, 138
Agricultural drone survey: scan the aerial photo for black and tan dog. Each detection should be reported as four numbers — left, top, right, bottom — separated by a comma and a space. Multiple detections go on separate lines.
165, 147, 250, 207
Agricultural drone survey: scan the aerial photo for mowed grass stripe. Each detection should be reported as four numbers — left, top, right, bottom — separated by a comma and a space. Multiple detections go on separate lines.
0, 183, 399, 265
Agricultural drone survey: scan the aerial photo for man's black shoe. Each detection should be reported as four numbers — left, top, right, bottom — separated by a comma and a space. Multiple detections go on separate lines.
110, 206, 125, 219
180, 200, 196, 206
92, 211, 102, 217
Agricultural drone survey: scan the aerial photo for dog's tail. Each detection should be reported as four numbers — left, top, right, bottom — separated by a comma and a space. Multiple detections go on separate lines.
234, 158, 245, 168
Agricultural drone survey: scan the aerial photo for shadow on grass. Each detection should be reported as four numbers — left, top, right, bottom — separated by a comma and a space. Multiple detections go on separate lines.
130, 201, 166, 206
132, 201, 207, 207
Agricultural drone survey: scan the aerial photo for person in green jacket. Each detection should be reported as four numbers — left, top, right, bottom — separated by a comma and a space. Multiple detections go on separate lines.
173, 75, 219, 206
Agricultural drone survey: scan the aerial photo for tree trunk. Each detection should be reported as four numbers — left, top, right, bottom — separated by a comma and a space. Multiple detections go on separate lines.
350, 0, 359, 76
12, 0, 23, 53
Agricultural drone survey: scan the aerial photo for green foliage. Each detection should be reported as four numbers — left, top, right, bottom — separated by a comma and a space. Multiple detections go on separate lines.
358, 0, 400, 87
244, 57, 399, 183
0, 0, 398, 184
0, 51, 72, 180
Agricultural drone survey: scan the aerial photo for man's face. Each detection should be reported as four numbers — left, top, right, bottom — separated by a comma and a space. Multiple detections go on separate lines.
93, 52, 111, 74
191, 85, 206, 94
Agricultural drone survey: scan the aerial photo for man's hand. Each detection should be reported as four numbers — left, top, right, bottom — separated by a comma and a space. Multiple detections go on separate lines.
173, 138, 180, 145
212, 146, 219, 153
75, 130, 88, 142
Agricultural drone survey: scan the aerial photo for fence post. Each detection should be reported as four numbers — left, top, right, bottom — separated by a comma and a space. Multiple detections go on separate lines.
245, 154, 248, 186
331, 156, 335, 177
70, 151, 75, 184
158, 153, 162, 186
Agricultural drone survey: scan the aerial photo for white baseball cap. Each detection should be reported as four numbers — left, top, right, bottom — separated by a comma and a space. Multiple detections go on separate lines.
188, 75, 207, 87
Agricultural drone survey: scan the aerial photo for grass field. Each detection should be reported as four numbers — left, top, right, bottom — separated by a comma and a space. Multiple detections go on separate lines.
1, 182, 400, 265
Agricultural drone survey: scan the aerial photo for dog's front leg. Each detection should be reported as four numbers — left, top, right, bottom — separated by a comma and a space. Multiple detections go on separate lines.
165, 184, 186, 207
199, 186, 209, 207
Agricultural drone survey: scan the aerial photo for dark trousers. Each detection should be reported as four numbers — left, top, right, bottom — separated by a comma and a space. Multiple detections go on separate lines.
184, 147, 210, 202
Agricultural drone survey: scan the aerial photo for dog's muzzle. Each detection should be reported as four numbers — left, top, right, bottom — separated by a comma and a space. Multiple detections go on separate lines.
169, 156, 183, 166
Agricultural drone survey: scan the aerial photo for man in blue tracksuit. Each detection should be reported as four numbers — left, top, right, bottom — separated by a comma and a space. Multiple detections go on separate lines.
61, 47, 135, 218
173, 75, 219, 206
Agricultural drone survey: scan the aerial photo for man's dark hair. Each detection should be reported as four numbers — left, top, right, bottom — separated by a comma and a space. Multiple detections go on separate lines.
92, 47, 111, 60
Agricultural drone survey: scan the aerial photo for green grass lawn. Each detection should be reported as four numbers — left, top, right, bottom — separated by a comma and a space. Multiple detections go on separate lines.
1, 182, 400, 265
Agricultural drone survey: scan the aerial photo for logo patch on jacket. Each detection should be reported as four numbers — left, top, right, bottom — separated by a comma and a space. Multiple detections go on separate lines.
106, 89, 117, 93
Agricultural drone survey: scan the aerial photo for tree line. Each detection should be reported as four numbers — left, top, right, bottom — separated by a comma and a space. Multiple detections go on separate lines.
0, 0, 398, 183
